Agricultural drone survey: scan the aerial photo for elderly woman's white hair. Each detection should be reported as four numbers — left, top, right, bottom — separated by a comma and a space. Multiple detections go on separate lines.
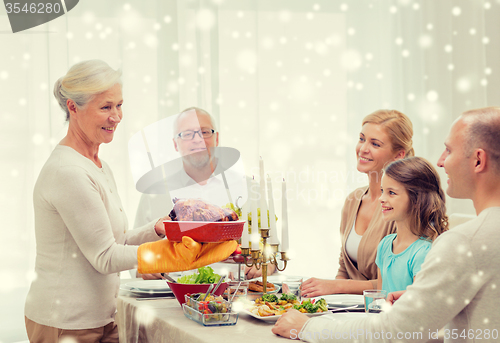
53, 60, 122, 121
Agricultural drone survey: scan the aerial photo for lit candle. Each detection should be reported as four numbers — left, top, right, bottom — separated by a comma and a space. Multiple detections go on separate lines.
250, 177, 260, 249
259, 157, 268, 229
240, 177, 250, 248
281, 178, 289, 252
267, 174, 279, 244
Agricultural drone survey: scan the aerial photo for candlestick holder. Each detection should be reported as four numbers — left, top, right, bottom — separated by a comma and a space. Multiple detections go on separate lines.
240, 228, 289, 294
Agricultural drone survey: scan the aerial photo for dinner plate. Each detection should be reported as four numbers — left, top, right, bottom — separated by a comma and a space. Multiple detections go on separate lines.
244, 309, 326, 323
121, 280, 172, 295
319, 294, 364, 307
246, 285, 281, 301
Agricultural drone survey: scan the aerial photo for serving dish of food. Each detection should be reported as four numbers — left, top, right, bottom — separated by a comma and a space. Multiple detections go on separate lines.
223, 280, 280, 301
182, 293, 238, 326
167, 267, 228, 305
163, 198, 244, 242
245, 293, 328, 322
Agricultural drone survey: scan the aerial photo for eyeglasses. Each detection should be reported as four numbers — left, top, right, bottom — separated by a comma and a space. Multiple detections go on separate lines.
176, 128, 215, 141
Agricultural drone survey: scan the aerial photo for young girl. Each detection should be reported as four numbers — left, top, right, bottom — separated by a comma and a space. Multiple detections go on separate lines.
376, 156, 448, 293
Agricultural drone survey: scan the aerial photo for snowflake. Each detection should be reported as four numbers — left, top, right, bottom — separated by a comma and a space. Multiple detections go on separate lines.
446, 296, 454, 305
0, 71, 8, 80
402, 50, 410, 57
196, 9, 215, 31
452, 7, 462, 16
340, 50, 362, 71
456, 78, 472, 93
444, 45, 453, 53
340, 3, 348, 11
484, 68, 492, 75
482, 37, 490, 44
140, 250, 155, 263
470, 28, 477, 35
426, 90, 439, 102
413, 3, 420, 10
82, 11, 95, 25
19, 98, 27, 106
447, 64, 454, 71
419, 35, 433, 48
163, 16, 171, 23
136, 305, 157, 325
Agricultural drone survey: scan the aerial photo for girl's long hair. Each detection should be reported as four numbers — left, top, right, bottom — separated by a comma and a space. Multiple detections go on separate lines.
384, 157, 448, 240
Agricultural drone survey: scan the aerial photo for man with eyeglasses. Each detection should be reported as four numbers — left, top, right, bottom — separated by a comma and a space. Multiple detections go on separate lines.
172, 107, 220, 186
133, 107, 272, 280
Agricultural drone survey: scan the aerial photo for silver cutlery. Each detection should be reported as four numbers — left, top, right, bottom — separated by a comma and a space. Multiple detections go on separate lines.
203, 284, 214, 301
211, 275, 226, 295
329, 305, 363, 312
162, 273, 177, 284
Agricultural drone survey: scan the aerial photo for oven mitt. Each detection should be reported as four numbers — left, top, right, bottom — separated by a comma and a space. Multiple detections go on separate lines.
137, 236, 238, 274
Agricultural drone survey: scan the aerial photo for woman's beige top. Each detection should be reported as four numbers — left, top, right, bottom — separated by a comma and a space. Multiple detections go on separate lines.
336, 186, 397, 289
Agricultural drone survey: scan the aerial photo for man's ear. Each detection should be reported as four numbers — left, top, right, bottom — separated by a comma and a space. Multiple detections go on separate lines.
215, 132, 219, 147
394, 150, 406, 161
173, 138, 179, 152
474, 149, 487, 173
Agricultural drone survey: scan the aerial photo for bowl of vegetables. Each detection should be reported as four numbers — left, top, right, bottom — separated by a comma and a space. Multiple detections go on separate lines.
168, 267, 228, 306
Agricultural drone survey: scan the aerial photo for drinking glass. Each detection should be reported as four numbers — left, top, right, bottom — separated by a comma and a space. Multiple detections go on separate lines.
282, 279, 302, 302
363, 290, 387, 313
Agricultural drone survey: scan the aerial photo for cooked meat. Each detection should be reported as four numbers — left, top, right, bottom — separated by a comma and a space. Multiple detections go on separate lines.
169, 198, 239, 222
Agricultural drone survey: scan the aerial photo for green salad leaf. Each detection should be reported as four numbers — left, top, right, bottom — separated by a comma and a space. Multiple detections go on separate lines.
177, 266, 222, 284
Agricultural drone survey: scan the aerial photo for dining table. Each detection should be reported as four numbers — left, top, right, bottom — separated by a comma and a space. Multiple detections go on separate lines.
116, 278, 288, 343
116, 278, 444, 343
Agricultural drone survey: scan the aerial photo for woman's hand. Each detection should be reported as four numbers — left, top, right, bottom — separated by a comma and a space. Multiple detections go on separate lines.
272, 309, 309, 339
154, 216, 169, 237
301, 277, 344, 297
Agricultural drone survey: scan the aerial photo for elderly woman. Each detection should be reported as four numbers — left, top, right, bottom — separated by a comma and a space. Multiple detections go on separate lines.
24, 60, 236, 342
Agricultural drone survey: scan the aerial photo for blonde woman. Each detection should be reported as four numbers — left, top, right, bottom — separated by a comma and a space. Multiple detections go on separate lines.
301, 110, 414, 297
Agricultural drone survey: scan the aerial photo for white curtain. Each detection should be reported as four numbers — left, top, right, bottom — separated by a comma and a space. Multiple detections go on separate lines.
1, 0, 498, 340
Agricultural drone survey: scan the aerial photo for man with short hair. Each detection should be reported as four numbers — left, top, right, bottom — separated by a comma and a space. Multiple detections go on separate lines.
135, 107, 273, 279
272, 107, 500, 342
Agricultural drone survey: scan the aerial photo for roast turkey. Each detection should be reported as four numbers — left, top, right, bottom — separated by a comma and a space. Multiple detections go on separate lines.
168, 198, 239, 222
